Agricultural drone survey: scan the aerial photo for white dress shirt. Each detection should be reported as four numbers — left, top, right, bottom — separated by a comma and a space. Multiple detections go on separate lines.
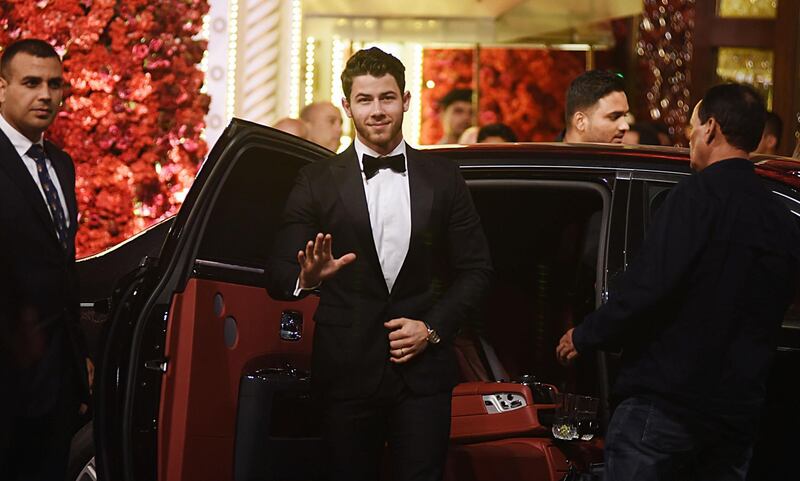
354, 137, 411, 292
0, 113, 70, 228
294, 138, 412, 296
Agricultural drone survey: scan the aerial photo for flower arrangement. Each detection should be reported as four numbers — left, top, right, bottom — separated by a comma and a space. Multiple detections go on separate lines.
420, 49, 474, 145
0, 0, 210, 257
421, 47, 584, 143
478, 48, 584, 142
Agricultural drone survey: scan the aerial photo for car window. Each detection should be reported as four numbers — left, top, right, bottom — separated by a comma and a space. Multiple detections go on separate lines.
636, 180, 800, 331
626, 180, 675, 263
467, 180, 607, 396
195, 146, 308, 268
776, 213, 800, 330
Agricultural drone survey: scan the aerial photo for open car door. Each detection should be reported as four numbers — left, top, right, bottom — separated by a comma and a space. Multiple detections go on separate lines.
441, 171, 625, 480
95, 120, 332, 481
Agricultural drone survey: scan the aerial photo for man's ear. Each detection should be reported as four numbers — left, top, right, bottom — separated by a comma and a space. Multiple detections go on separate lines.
705, 117, 718, 145
573, 111, 586, 133
402, 90, 411, 113
0, 76, 7, 104
341, 96, 353, 119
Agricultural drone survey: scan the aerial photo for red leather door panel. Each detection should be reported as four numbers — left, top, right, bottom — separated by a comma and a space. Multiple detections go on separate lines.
157, 278, 318, 481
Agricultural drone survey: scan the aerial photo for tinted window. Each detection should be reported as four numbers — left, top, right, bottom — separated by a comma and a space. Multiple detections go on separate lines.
626, 180, 675, 263
636, 180, 800, 331
196, 146, 308, 267
469, 181, 605, 395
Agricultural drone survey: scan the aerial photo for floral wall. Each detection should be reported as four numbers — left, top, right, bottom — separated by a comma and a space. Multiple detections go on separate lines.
420, 49, 474, 145
421, 48, 585, 144
0, 0, 210, 257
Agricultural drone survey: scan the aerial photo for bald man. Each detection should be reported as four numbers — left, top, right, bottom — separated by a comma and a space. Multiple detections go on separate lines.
272, 117, 309, 139
301, 101, 343, 152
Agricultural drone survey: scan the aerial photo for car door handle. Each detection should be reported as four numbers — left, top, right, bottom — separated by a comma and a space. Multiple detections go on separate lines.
144, 358, 168, 373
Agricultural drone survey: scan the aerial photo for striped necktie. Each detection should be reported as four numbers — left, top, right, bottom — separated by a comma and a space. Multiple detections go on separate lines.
26, 144, 69, 250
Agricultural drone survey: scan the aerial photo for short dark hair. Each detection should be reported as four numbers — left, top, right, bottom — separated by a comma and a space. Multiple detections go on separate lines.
341, 47, 405, 100
0, 39, 60, 78
565, 70, 626, 125
440, 88, 472, 109
763, 111, 783, 149
628, 123, 661, 145
477, 123, 517, 142
698, 83, 766, 153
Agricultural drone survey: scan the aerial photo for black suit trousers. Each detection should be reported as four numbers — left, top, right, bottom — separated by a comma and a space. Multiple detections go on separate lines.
320, 363, 451, 481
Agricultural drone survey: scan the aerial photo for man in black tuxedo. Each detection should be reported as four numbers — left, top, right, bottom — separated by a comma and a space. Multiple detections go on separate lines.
0, 39, 92, 481
268, 47, 493, 481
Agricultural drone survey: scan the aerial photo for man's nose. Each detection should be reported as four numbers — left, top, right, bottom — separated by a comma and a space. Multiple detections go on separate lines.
370, 100, 385, 116
619, 119, 630, 132
37, 84, 53, 101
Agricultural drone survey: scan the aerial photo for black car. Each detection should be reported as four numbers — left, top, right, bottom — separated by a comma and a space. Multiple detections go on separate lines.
71, 120, 800, 481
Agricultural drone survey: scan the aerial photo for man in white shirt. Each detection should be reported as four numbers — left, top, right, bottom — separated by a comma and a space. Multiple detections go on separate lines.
268, 47, 493, 481
0, 38, 91, 481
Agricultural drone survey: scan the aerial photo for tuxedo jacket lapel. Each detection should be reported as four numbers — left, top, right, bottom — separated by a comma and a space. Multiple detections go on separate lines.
331, 144, 387, 293
394, 146, 433, 291
0, 130, 62, 247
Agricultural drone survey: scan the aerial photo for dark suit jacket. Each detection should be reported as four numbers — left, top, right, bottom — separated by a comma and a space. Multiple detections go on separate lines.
268, 144, 493, 399
0, 129, 88, 416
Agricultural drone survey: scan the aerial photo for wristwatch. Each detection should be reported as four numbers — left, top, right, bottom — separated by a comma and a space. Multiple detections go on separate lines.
424, 323, 441, 344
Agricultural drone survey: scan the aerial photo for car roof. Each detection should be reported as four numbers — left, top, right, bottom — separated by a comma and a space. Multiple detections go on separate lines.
420, 142, 800, 189
422, 142, 689, 169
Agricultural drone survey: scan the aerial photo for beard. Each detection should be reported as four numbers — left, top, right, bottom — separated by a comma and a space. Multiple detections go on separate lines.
355, 116, 404, 151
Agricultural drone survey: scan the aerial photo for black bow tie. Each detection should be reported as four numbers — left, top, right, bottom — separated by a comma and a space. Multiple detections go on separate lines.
362, 153, 406, 179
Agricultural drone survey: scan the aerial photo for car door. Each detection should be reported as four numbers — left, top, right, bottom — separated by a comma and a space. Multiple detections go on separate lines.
441, 160, 628, 480
745, 182, 800, 481
94, 120, 332, 481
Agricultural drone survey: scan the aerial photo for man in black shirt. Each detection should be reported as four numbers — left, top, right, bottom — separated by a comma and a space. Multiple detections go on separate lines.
556, 83, 800, 481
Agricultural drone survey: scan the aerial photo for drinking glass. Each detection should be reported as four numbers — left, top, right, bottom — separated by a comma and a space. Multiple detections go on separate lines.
551, 392, 577, 440
574, 395, 600, 441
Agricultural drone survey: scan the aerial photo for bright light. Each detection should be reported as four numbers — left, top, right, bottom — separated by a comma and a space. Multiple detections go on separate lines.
407, 43, 424, 146
304, 36, 316, 106
331, 35, 349, 137
331, 35, 346, 104
338, 135, 351, 153
288, 0, 303, 118
226, 0, 239, 121
199, 12, 210, 95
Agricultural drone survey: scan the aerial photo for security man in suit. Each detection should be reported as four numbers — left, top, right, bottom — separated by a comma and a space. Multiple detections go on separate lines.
268, 47, 493, 481
0, 38, 92, 481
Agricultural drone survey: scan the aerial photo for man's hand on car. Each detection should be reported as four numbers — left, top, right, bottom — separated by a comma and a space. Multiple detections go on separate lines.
298, 233, 356, 288
385, 318, 429, 363
556, 328, 580, 366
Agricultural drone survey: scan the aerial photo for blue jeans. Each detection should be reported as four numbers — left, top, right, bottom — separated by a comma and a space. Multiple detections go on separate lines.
604, 397, 753, 481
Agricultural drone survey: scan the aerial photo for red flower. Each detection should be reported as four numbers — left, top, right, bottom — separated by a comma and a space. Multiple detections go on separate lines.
1, 0, 209, 257
421, 47, 583, 143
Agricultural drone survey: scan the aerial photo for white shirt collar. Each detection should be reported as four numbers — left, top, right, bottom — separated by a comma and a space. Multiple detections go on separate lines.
0, 113, 43, 159
354, 136, 406, 169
